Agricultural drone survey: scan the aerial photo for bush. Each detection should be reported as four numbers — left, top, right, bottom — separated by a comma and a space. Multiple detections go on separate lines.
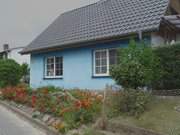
110, 39, 162, 89
21, 63, 30, 83
0, 59, 22, 87
153, 43, 180, 90
118, 89, 151, 117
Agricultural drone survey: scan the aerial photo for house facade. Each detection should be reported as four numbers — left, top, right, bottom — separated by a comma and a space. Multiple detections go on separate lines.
22, 0, 180, 90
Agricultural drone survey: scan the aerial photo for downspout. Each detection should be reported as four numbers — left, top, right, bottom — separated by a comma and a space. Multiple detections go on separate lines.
138, 30, 143, 41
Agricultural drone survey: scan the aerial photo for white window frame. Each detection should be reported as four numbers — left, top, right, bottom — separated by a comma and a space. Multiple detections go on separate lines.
44, 56, 63, 79
93, 48, 118, 77
93, 49, 110, 77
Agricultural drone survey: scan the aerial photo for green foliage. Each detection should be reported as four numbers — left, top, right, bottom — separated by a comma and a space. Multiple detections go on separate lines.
21, 63, 29, 76
62, 106, 100, 130
0, 59, 22, 87
110, 39, 162, 89
116, 97, 180, 135
62, 108, 94, 130
20, 63, 30, 83
153, 43, 180, 89
118, 89, 151, 117
37, 86, 63, 93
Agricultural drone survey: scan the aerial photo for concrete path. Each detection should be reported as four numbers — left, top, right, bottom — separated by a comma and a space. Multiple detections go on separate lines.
0, 105, 46, 135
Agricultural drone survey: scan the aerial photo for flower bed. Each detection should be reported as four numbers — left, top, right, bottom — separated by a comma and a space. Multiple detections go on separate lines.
0, 85, 103, 133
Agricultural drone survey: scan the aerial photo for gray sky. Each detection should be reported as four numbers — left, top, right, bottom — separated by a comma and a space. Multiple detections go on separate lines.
0, 0, 99, 50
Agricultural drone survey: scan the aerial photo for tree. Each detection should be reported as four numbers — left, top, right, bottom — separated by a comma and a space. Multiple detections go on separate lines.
0, 59, 22, 87
110, 39, 162, 89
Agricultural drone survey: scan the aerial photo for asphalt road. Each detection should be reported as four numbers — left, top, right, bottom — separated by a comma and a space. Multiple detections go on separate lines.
0, 105, 46, 135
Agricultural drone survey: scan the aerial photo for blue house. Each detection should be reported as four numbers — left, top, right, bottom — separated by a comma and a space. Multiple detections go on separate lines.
21, 0, 180, 90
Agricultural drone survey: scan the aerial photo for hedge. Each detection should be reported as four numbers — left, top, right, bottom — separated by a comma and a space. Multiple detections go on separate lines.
153, 43, 180, 90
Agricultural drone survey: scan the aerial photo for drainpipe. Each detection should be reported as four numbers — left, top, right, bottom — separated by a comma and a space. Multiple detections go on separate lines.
138, 30, 142, 41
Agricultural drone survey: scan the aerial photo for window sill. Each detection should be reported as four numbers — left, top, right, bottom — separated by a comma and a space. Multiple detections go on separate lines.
43, 77, 63, 80
92, 75, 111, 78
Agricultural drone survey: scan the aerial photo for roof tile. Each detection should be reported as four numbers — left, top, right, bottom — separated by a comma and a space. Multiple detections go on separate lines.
22, 0, 169, 53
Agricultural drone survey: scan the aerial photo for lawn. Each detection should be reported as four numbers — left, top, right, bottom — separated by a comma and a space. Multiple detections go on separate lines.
111, 97, 180, 135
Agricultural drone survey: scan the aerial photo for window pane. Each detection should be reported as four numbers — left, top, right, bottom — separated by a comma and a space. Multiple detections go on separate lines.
109, 49, 118, 65
46, 57, 54, 76
102, 58, 107, 66
60, 70, 63, 76
95, 52, 100, 59
96, 59, 100, 66
101, 51, 107, 58
95, 50, 107, 75
47, 57, 54, 63
56, 70, 62, 76
51, 64, 54, 68
56, 57, 62, 63
47, 69, 54, 76
96, 67, 101, 74
55, 57, 63, 76
101, 66, 107, 74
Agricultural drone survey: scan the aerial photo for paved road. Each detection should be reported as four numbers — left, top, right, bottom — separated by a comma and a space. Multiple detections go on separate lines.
0, 105, 46, 135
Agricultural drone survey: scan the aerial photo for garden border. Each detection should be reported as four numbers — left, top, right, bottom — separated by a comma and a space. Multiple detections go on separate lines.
0, 100, 60, 135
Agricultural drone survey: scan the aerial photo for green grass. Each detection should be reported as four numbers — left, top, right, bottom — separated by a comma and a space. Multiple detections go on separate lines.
112, 97, 180, 135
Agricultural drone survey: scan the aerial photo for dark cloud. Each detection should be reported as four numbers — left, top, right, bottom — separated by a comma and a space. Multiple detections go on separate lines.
0, 0, 98, 50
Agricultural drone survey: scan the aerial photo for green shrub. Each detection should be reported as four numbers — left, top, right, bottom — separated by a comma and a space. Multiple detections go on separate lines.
118, 89, 151, 117
0, 59, 22, 87
110, 39, 162, 89
21, 63, 29, 76
153, 43, 180, 89
21, 63, 30, 83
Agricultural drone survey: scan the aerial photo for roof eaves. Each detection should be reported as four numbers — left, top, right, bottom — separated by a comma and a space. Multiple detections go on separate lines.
21, 27, 158, 55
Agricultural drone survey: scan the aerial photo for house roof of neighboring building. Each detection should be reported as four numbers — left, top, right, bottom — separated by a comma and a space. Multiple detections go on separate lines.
21, 0, 170, 54
0, 45, 25, 53
163, 15, 180, 29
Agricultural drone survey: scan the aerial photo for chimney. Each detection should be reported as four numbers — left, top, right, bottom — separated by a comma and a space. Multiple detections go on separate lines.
3, 44, 9, 51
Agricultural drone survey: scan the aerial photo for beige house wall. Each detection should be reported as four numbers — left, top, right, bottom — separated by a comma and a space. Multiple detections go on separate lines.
170, 0, 180, 13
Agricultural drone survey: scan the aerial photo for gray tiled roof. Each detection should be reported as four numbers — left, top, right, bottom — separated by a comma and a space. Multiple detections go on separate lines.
22, 0, 169, 54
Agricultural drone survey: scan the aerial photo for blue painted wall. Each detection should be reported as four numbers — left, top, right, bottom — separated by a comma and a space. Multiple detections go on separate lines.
30, 37, 150, 90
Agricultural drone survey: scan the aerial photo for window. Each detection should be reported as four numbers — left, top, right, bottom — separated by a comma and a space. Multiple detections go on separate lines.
45, 56, 63, 78
94, 49, 118, 76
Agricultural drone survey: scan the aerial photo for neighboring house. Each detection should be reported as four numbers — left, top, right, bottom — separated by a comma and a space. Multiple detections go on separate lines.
21, 0, 180, 89
0, 44, 30, 65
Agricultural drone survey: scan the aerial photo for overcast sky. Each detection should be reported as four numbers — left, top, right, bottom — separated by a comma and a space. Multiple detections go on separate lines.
0, 0, 99, 50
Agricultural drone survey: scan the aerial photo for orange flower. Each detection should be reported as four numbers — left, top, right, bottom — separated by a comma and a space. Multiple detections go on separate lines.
81, 99, 92, 109
74, 100, 82, 109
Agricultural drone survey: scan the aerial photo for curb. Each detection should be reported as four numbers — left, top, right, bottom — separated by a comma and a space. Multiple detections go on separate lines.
0, 100, 60, 135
